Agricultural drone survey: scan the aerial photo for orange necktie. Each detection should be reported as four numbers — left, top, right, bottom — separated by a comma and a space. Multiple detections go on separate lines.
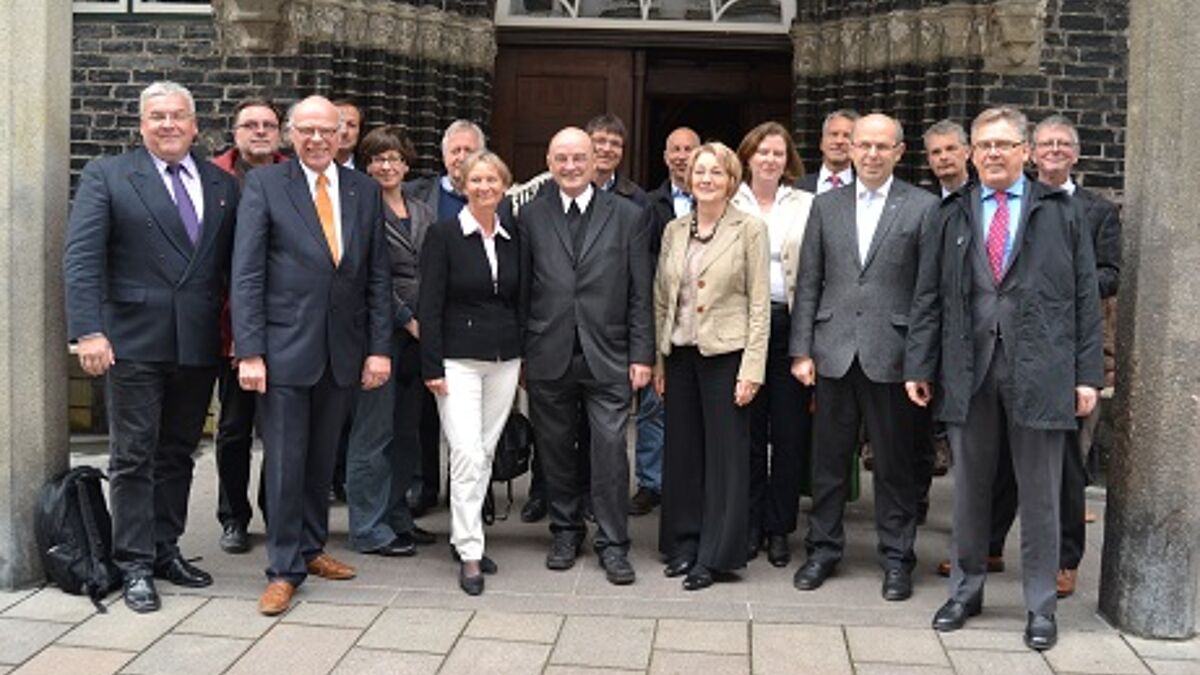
315, 174, 340, 264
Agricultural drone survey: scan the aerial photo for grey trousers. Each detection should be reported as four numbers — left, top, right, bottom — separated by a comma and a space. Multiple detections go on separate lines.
947, 346, 1065, 617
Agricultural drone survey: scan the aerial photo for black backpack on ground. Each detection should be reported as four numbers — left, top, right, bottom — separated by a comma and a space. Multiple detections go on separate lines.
34, 466, 122, 612
483, 411, 535, 525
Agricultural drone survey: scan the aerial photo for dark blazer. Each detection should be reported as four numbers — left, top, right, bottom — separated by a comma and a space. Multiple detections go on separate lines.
606, 173, 650, 208
418, 216, 521, 379
790, 178, 939, 383
519, 188, 655, 383
402, 174, 440, 215
905, 180, 1104, 430
1073, 185, 1121, 299
383, 197, 437, 328
644, 179, 680, 258
64, 147, 239, 366
231, 159, 392, 388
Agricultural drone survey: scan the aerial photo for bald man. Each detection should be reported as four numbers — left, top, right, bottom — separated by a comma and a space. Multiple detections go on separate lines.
518, 127, 654, 585
232, 95, 393, 615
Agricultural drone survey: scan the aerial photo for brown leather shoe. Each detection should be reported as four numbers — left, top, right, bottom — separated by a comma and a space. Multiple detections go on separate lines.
306, 553, 356, 580
936, 556, 1005, 577
259, 580, 295, 616
1056, 568, 1078, 598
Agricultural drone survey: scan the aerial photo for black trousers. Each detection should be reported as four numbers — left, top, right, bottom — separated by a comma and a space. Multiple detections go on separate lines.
259, 366, 354, 585
749, 304, 813, 538
805, 359, 918, 571
659, 347, 750, 572
215, 361, 266, 528
528, 353, 631, 550
528, 400, 591, 502
106, 360, 217, 575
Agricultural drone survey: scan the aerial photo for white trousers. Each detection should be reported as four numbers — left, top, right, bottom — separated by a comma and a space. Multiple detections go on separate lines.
435, 358, 521, 561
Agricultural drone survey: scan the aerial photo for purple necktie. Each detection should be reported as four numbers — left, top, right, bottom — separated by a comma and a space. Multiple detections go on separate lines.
167, 163, 201, 245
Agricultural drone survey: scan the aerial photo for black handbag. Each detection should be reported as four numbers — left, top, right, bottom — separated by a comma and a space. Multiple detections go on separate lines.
483, 411, 534, 524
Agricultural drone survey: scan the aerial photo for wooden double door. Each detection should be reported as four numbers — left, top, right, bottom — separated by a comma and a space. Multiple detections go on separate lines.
491, 45, 793, 189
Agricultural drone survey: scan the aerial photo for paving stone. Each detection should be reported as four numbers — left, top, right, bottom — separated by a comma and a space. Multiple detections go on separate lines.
1, 589, 108, 623
543, 668, 642, 675
751, 623, 851, 675
655, 619, 748, 654
938, 628, 1029, 652
947, 649, 1054, 675
329, 648, 442, 675
550, 616, 654, 670
57, 594, 205, 651
1145, 659, 1200, 675
120, 634, 251, 675
1044, 631, 1153, 674
650, 650, 749, 675
846, 626, 950, 666
0, 591, 33, 614
0, 617, 72, 665
282, 601, 382, 629
224, 624, 359, 675
463, 611, 563, 643
853, 665, 953, 675
439, 637, 550, 675
9, 645, 133, 675
171, 598, 277, 639
1124, 635, 1200, 662
357, 607, 471, 654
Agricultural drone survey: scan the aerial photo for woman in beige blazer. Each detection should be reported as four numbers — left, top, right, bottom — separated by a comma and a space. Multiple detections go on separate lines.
654, 142, 770, 590
730, 122, 816, 568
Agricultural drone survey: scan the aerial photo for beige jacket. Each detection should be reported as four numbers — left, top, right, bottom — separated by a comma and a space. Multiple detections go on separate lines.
730, 183, 814, 311
654, 205, 770, 384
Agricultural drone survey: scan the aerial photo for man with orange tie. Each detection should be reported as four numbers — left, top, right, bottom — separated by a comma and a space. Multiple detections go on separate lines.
232, 95, 393, 615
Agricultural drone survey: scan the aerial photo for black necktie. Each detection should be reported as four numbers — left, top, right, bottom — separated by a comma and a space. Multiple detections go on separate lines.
567, 200, 584, 258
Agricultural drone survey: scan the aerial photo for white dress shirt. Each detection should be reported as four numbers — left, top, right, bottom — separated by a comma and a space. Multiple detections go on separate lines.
299, 161, 344, 257
149, 152, 205, 221
559, 183, 595, 215
855, 176, 893, 264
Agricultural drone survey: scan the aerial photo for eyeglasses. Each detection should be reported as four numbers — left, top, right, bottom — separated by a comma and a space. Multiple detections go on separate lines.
370, 155, 407, 167
144, 111, 194, 125
291, 125, 341, 140
973, 139, 1025, 153
1035, 138, 1076, 150
237, 121, 280, 132
853, 141, 900, 154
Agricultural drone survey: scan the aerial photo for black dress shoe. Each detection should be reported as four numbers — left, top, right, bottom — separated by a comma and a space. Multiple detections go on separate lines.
766, 535, 791, 568
124, 575, 161, 613
410, 526, 436, 545
545, 535, 582, 570
599, 548, 636, 585
931, 595, 983, 632
154, 557, 213, 588
882, 568, 913, 601
448, 546, 498, 574
792, 559, 835, 591
366, 535, 417, 557
628, 487, 661, 516
682, 565, 714, 591
219, 522, 250, 554
521, 496, 547, 523
1024, 613, 1057, 651
663, 558, 694, 578
459, 564, 485, 596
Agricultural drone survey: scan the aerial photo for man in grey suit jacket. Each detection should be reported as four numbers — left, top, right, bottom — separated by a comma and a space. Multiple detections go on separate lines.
519, 127, 655, 585
64, 82, 239, 612
232, 96, 393, 615
790, 113, 939, 601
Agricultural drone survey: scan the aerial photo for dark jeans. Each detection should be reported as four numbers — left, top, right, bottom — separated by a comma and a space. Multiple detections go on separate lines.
215, 361, 266, 528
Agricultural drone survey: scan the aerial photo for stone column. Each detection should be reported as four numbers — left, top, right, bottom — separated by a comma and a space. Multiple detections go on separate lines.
1098, 0, 1200, 639
0, 0, 72, 588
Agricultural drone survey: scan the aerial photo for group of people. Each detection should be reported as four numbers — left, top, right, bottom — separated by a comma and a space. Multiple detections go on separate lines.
63, 80, 1119, 653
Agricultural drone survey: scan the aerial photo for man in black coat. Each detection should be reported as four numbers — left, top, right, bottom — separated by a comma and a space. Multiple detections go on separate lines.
233, 95, 393, 615
905, 106, 1103, 651
64, 81, 239, 612
519, 127, 655, 585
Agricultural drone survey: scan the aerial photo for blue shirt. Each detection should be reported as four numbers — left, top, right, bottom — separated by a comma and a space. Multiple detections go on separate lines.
980, 175, 1025, 270
670, 184, 693, 219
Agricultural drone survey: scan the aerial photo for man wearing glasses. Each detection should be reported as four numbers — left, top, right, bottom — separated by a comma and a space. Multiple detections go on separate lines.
789, 113, 939, 601
210, 98, 288, 555
232, 95, 393, 615
906, 107, 1102, 651
65, 81, 240, 612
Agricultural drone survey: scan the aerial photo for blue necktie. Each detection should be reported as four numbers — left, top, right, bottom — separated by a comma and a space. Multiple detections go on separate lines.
167, 163, 201, 244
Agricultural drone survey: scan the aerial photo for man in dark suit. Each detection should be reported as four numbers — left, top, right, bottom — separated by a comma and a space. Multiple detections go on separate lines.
629, 126, 700, 517
64, 81, 239, 613
797, 109, 858, 194
519, 127, 654, 585
789, 113, 939, 601
906, 106, 1103, 651
232, 95, 393, 615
